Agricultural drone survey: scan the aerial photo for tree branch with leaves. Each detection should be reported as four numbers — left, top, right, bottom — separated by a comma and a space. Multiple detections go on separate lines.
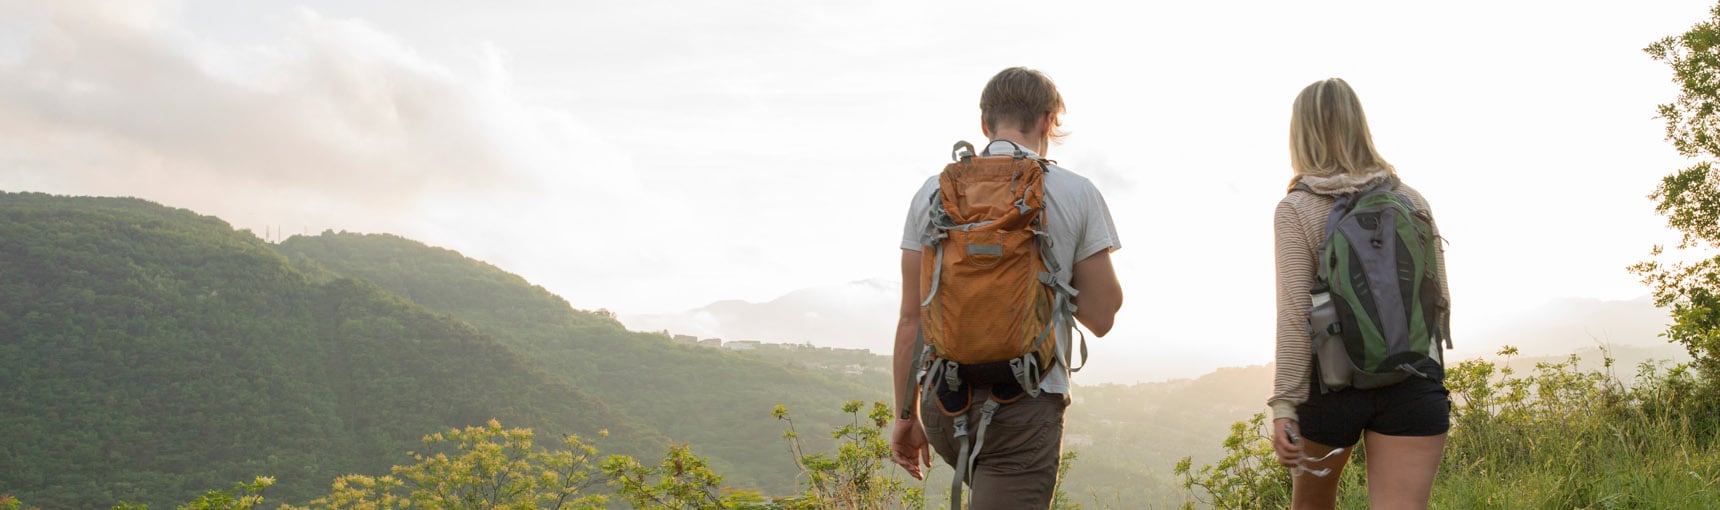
1633, 3, 1720, 378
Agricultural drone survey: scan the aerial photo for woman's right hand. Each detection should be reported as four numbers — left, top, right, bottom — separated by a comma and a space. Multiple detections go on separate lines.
1272, 417, 1305, 467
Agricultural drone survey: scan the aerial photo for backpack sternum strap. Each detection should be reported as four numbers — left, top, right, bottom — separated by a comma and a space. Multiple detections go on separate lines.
1038, 271, 1079, 298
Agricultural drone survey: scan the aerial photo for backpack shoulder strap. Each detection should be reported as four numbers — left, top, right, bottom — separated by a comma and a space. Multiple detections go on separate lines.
1312, 176, 1395, 282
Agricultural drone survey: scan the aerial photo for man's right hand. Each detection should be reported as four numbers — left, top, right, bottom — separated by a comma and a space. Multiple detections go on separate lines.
890, 417, 933, 480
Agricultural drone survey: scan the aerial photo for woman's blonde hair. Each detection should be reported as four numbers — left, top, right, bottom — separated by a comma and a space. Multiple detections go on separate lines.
1288, 78, 1393, 191
980, 67, 1068, 143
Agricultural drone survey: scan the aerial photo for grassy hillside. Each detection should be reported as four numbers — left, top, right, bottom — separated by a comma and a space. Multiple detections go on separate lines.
274, 232, 890, 492
0, 192, 660, 508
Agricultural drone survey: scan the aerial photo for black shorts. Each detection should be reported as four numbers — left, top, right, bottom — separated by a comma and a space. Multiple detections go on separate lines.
1295, 369, 1451, 448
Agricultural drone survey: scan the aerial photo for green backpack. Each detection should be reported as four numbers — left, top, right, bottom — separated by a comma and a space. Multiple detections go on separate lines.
1301, 176, 1451, 392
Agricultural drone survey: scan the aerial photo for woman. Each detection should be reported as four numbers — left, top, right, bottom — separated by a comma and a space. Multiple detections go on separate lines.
1268, 78, 1451, 510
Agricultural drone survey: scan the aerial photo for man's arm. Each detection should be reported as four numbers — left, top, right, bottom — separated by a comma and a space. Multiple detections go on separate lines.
1070, 250, 1122, 336
889, 248, 931, 480
893, 249, 922, 418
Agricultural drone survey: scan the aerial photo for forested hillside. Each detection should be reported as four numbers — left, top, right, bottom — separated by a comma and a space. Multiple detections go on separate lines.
5, 192, 1704, 509
273, 232, 890, 492
0, 193, 662, 508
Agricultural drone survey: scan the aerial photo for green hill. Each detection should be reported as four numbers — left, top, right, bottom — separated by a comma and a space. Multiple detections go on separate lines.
0, 192, 662, 508
273, 232, 891, 492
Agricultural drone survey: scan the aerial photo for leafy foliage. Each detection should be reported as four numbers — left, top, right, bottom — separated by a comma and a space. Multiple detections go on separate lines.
1050, 451, 1082, 510
125, 477, 276, 510
1635, 2, 1720, 378
1171, 413, 1291, 509
290, 420, 609, 509
772, 400, 922, 509
0, 495, 35, 510
1177, 348, 1719, 508
600, 444, 753, 509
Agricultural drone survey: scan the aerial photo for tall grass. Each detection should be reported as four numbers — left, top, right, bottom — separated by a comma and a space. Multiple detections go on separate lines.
1434, 348, 1720, 508
1180, 347, 1720, 508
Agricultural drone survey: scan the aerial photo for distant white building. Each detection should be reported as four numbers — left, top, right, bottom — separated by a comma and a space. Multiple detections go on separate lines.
700, 338, 723, 348
672, 334, 698, 345
725, 340, 761, 351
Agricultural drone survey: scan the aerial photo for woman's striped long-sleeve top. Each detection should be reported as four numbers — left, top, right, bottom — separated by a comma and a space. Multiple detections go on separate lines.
1269, 179, 1450, 422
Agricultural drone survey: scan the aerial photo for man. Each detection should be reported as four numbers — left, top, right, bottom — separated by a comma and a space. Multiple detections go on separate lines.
890, 67, 1124, 509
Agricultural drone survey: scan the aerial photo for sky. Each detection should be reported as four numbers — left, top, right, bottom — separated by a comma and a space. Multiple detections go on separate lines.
0, 0, 1711, 383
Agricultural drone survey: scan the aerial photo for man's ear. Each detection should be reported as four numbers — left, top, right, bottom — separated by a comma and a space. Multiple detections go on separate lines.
979, 117, 992, 138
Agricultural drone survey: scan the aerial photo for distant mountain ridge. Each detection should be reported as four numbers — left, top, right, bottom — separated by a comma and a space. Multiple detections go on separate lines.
623, 282, 1679, 381
621, 278, 899, 352
1466, 295, 1672, 356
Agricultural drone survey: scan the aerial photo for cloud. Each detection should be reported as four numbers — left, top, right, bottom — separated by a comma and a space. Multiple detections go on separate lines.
0, 0, 690, 309
0, 1, 574, 201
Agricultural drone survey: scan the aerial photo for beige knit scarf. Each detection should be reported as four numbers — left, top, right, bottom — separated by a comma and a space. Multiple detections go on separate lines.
1294, 168, 1394, 195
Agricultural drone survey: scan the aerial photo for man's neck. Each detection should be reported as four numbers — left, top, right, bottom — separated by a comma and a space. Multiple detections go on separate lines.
990, 134, 1046, 156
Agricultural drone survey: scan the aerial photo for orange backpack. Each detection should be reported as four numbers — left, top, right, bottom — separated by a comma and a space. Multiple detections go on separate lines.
917, 140, 1082, 509
919, 141, 1063, 379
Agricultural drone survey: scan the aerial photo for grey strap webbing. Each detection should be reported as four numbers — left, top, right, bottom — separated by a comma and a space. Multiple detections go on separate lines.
952, 141, 976, 162
903, 331, 928, 419
920, 242, 947, 307
1009, 354, 1042, 399
1307, 177, 1398, 282
1070, 320, 1089, 373
949, 413, 971, 509
949, 397, 1001, 510
942, 360, 962, 394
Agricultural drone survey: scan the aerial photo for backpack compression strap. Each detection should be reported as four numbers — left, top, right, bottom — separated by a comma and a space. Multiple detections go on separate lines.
1033, 212, 1086, 376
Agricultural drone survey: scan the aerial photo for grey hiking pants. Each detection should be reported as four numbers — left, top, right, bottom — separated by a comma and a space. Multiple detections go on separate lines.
920, 389, 1067, 509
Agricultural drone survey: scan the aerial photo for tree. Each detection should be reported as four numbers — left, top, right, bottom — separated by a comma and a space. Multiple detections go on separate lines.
1633, 3, 1720, 377
290, 420, 609, 509
1172, 413, 1293, 509
771, 401, 922, 510
598, 444, 758, 509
